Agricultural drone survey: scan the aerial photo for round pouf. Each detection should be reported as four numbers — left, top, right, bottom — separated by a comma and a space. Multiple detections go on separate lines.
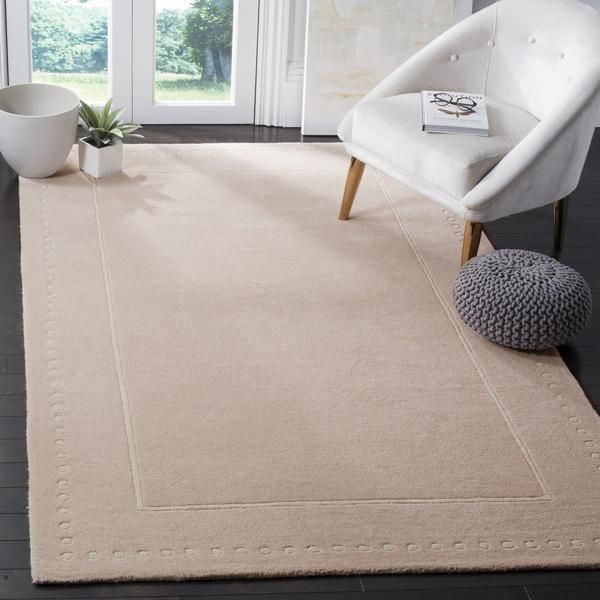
454, 249, 592, 350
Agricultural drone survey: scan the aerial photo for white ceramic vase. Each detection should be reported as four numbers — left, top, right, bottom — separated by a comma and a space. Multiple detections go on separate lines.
78, 138, 123, 179
0, 83, 79, 179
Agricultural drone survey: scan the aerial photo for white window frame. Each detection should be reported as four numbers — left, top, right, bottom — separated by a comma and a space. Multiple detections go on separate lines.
132, 0, 259, 124
5, 0, 259, 124
111, 0, 133, 121
5, 0, 30, 85
4, 0, 133, 117
0, 0, 7, 87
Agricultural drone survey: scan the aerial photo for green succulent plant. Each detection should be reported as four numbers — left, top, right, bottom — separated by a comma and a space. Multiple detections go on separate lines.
79, 98, 143, 148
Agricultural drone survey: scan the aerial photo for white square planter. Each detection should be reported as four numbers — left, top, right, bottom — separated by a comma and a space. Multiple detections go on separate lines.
78, 138, 123, 178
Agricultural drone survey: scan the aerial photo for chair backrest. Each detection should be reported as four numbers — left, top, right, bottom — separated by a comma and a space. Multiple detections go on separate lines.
485, 0, 600, 119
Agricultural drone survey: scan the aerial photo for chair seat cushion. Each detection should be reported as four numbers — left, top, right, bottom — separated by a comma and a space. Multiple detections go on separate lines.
351, 93, 539, 203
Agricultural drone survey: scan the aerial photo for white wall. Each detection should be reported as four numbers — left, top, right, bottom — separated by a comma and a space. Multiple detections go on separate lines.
474, 0, 600, 10
301, 0, 472, 135
288, 0, 307, 66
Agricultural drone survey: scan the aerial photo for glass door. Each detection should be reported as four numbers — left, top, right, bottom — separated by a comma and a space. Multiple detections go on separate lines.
29, 0, 111, 101
132, 0, 259, 124
5, 0, 132, 117
4, 0, 259, 124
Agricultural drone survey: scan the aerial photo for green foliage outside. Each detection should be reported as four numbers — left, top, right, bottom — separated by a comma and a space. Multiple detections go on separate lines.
185, 0, 233, 83
31, 0, 107, 74
31, 0, 234, 102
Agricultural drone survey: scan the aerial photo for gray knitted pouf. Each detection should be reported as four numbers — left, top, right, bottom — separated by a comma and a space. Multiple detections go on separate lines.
453, 249, 592, 350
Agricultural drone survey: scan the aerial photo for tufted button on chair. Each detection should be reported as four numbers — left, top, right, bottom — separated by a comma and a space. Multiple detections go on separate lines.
337, 0, 600, 265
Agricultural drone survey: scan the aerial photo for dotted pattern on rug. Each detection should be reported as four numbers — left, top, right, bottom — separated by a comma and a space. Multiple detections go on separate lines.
453, 249, 592, 350
39, 184, 76, 562
535, 358, 600, 476
72, 537, 600, 563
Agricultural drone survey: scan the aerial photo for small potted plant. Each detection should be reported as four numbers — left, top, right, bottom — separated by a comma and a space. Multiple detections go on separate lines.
78, 98, 143, 178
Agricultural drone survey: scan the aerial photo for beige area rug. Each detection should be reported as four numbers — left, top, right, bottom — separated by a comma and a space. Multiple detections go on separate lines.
21, 144, 600, 583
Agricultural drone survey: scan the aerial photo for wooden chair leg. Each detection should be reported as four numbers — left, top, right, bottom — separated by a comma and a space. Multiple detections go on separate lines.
553, 195, 570, 251
461, 221, 483, 266
338, 157, 366, 220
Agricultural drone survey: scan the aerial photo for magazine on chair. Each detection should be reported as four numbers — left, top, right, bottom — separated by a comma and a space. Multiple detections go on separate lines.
421, 90, 489, 136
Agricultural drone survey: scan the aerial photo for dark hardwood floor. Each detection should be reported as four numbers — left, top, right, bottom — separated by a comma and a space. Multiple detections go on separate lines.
1, 125, 599, 600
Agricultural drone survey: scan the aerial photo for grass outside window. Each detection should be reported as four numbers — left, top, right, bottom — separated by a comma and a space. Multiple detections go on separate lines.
33, 72, 231, 103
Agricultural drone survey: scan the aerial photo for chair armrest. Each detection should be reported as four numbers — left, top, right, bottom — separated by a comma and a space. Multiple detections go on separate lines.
338, 6, 497, 141
462, 72, 600, 221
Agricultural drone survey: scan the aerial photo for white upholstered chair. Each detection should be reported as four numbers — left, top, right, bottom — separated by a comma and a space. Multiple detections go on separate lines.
337, 0, 600, 264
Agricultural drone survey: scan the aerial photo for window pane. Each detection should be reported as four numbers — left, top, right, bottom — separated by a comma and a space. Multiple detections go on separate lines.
31, 0, 109, 103
155, 0, 233, 103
